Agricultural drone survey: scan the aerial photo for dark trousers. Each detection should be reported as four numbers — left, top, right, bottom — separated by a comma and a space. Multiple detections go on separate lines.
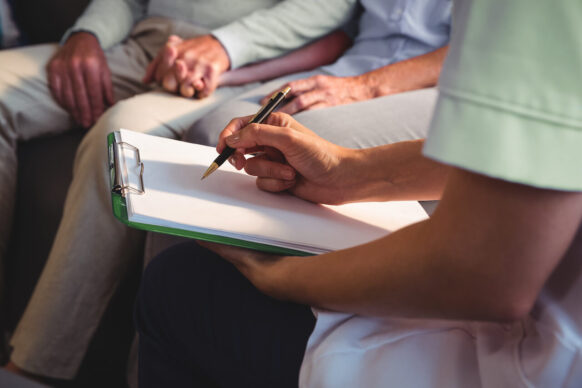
135, 241, 316, 388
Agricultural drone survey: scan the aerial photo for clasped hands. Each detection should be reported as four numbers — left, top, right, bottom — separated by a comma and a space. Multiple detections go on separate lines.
143, 34, 230, 99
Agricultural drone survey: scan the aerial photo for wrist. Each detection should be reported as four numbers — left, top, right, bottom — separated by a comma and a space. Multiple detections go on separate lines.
67, 30, 100, 45
208, 34, 231, 72
340, 146, 403, 203
354, 73, 381, 99
263, 256, 303, 301
334, 147, 374, 203
356, 71, 399, 98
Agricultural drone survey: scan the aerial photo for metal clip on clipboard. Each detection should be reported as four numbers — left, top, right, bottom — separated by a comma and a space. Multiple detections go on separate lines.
109, 138, 145, 197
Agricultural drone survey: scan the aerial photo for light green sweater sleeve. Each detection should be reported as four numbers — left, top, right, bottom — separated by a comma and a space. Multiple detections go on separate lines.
61, 0, 147, 49
211, 0, 357, 69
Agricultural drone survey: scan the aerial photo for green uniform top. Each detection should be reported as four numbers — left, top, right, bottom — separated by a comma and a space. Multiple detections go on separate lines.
424, 0, 582, 191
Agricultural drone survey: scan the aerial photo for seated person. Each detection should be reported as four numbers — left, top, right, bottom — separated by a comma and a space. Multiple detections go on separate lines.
4, 0, 452, 382
185, 0, 452, 150
135, 0, 582, 387
1, 0, 356, 380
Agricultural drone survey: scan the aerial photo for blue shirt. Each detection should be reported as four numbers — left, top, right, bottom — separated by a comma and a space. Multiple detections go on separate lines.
323, 0, 452, 77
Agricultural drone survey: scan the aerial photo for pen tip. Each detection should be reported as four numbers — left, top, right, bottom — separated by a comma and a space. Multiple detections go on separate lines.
282, 86, 291, 95
201, 163, 219, 180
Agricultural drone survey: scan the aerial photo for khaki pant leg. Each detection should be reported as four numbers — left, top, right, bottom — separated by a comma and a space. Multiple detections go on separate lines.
9, 38, 260, 379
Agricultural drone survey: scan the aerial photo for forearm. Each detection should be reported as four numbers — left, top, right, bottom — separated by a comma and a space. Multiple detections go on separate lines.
341, 139, 450, 203
279, 218, 515, 321
61, 0, 146, 49
219, 30, 351, 86
360, 46, 449, 98
212, 0, 356, 68
274, 170, 582, 321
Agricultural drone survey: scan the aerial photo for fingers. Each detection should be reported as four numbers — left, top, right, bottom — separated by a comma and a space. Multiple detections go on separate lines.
142, 55, 160, 84
102, 67, 115, 106
245, 155, 296, 181
225, 122, 300, 156
259, 88, 280, 105
180, 78, 196, 98
47, 70, 62, 107
162, 72, 178, 93
197, 61, 222, 98
217, 115, 254, 152
173, 60, 194, 97
154, 44, 178, 83
260, 77, 318, 105
255, 177, 296, 193
285, 77, 321, 95
74, 56, 116, 127
60, 73, 79, 124
174, 59, 188, 84
302, 101, 328, 112
218, 112, 312, 153
47, 56, 79, 123
143, 35, 182, 83
83, 62, 105, 126
185, 56, 205, 93
279, 90, 325, 115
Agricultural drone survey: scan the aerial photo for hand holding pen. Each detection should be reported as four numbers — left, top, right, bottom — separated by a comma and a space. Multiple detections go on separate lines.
201, 86, 291, 179
216, 111, 351, 205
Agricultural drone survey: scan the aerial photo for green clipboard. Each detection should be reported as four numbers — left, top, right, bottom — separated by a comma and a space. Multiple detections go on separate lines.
107, 132, 312, 256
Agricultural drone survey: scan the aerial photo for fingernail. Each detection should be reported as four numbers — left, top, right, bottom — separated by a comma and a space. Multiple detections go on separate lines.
226, 133, 240, 144
228, 156, 235, 166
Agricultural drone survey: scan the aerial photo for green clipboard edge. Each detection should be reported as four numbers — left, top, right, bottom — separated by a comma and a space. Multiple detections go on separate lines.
107, 132, 313, 257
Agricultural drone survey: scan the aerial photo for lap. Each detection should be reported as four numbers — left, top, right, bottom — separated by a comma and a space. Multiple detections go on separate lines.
85, 84, 257, 144
0, 17, 223, 142
186, 69, 437, 148
136, 241, 315, 388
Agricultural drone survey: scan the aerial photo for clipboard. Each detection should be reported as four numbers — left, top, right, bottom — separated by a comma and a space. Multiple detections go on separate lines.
107, 132, 312, 256
107, 130, 429, 257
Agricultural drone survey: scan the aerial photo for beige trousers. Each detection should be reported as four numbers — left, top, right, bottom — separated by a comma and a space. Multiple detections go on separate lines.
0, 17, 258, 379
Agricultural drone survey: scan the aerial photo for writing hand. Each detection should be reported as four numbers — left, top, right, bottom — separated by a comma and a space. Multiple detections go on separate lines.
47, 32, 114, 128
217, 112, 358, 205
261, 75, 373, 115
143, 34, 230, 98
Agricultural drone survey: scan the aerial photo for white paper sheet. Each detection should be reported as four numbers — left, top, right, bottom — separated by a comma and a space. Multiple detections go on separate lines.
117, 129, 429, 254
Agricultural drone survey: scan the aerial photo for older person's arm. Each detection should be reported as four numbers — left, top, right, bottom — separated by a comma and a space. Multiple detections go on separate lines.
148, 0, 357, 98
47, 0, 146, 128
211, 0, 356, 70
218, 30, 352, 87
265, 45, 448, 114
60, 0, 146, 50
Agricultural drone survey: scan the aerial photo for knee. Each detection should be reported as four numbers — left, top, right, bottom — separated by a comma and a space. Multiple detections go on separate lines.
138, 242, 204, 307
183, 116, 220, 146
73, 99, 149, 172
135, 242, 203, 332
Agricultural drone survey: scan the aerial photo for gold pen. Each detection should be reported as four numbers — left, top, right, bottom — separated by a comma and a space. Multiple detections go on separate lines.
201, 86, 291, 180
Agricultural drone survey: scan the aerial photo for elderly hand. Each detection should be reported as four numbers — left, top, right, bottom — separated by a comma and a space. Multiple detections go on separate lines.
47, 32, 114, 128
143, 34, 230, 98
217, 112, 360, 205
261, 74, 374, 115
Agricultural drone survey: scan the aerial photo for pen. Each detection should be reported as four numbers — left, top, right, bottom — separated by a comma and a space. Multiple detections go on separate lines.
201, 86, 291, 180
